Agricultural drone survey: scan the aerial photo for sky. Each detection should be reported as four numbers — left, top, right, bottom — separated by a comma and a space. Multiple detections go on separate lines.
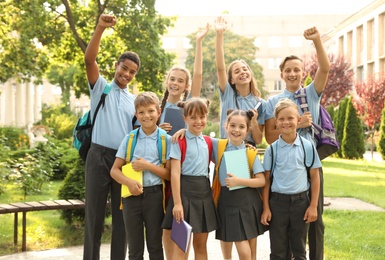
155, 0, 375, 16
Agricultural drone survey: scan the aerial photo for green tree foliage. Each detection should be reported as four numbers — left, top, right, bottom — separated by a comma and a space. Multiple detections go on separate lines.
341, 97, 365, 159
0, 0, 175, 102
335, 97, 348, 157
184, 29, 265, 98
377, 104, 385, 159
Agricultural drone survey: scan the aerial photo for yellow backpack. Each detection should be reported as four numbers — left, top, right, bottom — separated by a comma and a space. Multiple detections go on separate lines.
212, 139, 260, 206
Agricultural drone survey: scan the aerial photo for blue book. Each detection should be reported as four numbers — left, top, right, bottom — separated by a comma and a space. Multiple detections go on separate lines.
164, 107, 185, 135
224, 149, 250, 190
171, 217, 192, 253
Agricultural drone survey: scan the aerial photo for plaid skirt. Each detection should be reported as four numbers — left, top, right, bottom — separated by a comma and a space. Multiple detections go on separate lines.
162, 175, 220, 233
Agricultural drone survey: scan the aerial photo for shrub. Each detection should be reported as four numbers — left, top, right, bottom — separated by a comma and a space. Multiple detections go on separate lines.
58, 157, 86, 225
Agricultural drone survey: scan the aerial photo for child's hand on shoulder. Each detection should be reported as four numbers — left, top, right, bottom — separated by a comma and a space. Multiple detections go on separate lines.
171, 128, 186, 143
131, 158, 149, 171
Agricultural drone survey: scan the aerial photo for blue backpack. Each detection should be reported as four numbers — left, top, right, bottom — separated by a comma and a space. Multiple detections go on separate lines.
73, 84, 112, 161
125, 127, 169, 210
125, 128, 167, 165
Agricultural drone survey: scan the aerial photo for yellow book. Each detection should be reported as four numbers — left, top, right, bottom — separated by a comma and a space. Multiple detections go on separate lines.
121, 163, 143, 198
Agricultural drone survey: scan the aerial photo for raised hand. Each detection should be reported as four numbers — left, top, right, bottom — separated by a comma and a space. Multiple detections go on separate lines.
197, 23, 210, 42
98, 14, 117, 28
303, 27, 320, 41
214, 16, 228, 33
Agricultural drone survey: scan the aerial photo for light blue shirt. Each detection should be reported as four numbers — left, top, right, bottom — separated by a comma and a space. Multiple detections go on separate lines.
219, 82, 266, 141
265, 82, 321, 146
211, 139, 264, 186
263, 135, 321, 194
89, 76, 136, 149
116, 127, 171, 187
170, 130, 209, 177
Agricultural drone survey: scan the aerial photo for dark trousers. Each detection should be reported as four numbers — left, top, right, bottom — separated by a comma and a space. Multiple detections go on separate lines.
122, 185, 164, 260
83, 143, 127, 260
308, 167, 324, 260
269, 191, 310, 260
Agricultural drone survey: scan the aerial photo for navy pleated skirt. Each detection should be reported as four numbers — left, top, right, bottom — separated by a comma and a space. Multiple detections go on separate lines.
162, 175, 220, 233
215, 186, 268, 242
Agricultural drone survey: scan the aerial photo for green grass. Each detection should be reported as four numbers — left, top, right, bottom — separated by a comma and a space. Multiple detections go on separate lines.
0, 158, 385, 258
0, 181, 111, 255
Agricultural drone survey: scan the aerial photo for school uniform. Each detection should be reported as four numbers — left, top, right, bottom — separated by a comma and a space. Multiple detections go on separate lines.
265, 82, 325, 260
263, 135, 321, 260
219, 82, 266, 144
116, 127, 171, 260
212, 140, 267, 242
84, 76, 136, 260
162, 130, 220, 233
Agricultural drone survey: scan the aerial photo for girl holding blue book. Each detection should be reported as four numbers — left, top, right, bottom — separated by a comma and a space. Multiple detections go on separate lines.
211, 109, 267, 260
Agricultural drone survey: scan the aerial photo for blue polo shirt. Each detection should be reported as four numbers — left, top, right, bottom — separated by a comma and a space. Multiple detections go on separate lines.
170, 130, 209, 177
116, 127, 171, 187
263, 135, 321, 194
211, 139, 264, 186
219, 83, 266, 141
265, 82, 321, 146
90, 76, 136, 150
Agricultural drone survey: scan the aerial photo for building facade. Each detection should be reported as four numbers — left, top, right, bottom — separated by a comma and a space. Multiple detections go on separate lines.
322, 0, 385, 82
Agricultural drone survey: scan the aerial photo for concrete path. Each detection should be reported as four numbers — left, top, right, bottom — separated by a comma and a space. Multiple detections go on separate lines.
1, 196, 383, 260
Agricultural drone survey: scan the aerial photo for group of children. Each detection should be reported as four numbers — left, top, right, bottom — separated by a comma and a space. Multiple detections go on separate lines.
85, 14, 329, 260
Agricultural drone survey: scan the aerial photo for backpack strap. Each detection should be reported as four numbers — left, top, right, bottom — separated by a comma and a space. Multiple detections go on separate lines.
178, 135, 212, 164
299, 136, 315, 182
125, 128, 139, 163
158, 128, 167, 165
212, 139, 228, 206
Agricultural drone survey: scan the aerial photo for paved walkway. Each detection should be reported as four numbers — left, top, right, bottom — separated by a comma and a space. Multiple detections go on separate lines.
1, 196, 383, 260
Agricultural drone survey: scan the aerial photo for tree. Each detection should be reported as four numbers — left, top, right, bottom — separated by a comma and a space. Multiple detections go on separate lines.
353, 77, 385, 156
303, 54, 354, 107
377, 104, 385, 160
184, 29, 265, 98
0, 0, 174, 103
335, 97, 348, 157
341, 97, 365, 159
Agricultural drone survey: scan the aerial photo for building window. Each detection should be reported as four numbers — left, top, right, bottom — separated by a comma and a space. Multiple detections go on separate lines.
268, 36, 281, 48
356, 66, 364, 83
274, 80, 282, 91
288, 36, 302, 48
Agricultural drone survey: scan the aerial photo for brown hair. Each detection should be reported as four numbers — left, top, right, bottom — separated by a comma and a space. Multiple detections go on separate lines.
134, 91, 160, 111
227, 59, 261, 100
279, 55, 303, 72
160, 66, 190, 113
225, 109, 254, 131
177, 97, 210, 117
274, 98, 299, 119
